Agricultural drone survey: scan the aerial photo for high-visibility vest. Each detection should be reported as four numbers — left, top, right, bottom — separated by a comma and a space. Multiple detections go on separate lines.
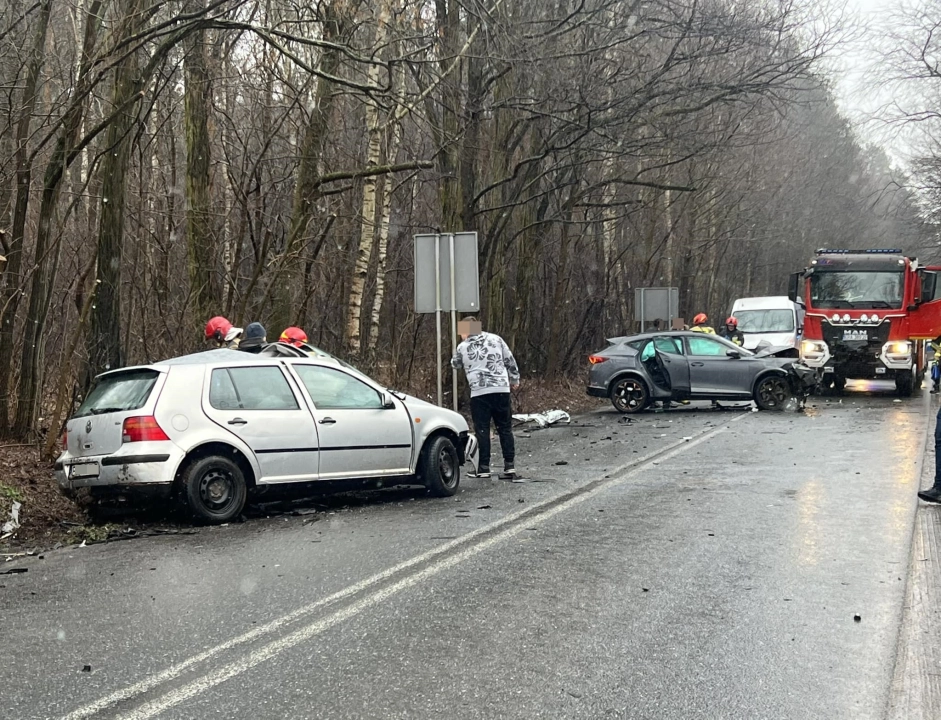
691, 325, 715, 334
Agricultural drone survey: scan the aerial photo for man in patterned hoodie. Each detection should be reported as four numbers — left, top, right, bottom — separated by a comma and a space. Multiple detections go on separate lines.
452, 316, 520, 479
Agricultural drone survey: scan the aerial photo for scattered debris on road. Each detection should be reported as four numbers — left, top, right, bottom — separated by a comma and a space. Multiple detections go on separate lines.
512, 409, 571, 427
0, 567, 27, 575
854, 614, 862, 622
1, 500, 21, 539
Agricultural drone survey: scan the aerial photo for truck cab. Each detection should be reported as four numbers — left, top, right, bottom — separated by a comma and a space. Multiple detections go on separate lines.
789, 249, 932, 395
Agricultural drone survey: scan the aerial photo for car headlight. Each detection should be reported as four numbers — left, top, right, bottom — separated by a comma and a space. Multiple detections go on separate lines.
886, 341, 911, 356
801, 340, 827, 358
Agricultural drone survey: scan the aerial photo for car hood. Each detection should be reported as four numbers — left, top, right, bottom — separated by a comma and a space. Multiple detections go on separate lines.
754, 345, 798, 358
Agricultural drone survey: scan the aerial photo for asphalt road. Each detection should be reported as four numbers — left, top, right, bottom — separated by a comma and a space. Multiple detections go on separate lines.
0, 382, 935, 720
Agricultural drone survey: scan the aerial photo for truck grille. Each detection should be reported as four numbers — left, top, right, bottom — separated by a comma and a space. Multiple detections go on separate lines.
821, 320, 889, 364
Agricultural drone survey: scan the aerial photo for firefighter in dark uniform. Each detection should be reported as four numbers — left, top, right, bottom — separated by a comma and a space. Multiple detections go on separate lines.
722, 316, 745, 347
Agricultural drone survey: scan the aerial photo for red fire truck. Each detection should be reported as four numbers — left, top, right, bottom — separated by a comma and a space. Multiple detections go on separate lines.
788, 249, 941, 395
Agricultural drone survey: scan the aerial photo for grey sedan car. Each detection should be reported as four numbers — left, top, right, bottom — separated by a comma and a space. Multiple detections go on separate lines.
586, 331, 807, 413
56, 349, 477, 523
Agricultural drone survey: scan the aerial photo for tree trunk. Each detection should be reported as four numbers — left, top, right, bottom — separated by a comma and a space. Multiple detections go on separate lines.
0, 0, 52, 435
346, 2, 392, 355
183, 0, 216, 322
86, 0, 145, 381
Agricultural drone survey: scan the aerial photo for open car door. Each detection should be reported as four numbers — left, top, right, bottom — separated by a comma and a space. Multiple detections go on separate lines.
653, 336, 691, 396
909, 267, 941, 339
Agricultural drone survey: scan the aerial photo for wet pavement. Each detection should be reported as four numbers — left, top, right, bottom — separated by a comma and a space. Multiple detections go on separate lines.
0, 382, 936, 719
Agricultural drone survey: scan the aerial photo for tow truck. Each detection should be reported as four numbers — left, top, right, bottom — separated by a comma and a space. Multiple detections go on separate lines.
788, 249, 941, 396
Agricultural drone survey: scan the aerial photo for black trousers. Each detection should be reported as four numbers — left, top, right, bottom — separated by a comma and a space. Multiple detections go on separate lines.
470, 392, 515, 469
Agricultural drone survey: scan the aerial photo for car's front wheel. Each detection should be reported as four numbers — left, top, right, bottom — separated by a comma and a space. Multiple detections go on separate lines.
419, 435, 460, 497
181, 455, 248, 524
610, 377, 649, 413
754, 375, 791, 411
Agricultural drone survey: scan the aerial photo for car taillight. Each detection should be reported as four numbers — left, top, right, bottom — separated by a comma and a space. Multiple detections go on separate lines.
122, 416, 170, 443
61, 428, 68, 448
588, 355, 608, 364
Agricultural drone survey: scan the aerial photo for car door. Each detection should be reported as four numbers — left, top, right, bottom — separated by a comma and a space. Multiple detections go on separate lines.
202, 364, 320, 483
684, 335, 744, 394
289, 363, 413, 480
653, 336, 691, 395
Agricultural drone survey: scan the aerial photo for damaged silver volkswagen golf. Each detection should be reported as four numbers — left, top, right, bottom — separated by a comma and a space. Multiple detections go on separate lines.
55, 349, 477, 523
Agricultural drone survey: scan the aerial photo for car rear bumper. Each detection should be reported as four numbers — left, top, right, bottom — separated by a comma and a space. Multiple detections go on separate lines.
586, 384, 608, 398
55, 445, 183, 491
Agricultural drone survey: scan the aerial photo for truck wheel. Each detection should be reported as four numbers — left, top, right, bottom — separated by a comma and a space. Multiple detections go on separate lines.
754, 375, 791, 411
419, 435, 460, 497
896, 373, 914, 397
181, 455, 247, 524
610, 377, 649, 413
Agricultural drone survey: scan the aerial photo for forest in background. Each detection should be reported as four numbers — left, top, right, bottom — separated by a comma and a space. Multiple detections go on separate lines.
0, 0, 936, 441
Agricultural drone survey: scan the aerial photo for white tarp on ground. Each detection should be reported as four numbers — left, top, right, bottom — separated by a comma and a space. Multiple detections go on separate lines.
512, 409, 571, 427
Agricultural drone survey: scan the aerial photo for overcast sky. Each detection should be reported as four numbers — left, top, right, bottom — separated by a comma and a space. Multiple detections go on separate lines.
833, 0, 905, 153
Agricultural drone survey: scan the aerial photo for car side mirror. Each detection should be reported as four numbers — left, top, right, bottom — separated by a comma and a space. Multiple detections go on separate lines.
381, 392, 396, 409
726, 350, 742, 359
787, 272, 801, 303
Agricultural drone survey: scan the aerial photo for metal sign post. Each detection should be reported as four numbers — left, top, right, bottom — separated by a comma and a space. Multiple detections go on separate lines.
413, 233, 480, 408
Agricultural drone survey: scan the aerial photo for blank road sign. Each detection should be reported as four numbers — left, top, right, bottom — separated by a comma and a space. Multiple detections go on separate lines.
414, 233, 481, 314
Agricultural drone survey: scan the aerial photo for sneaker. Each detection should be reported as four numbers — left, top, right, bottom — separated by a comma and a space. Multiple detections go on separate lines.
918, 487, 941, 503
469, 467, 491, 479
499, 466, 517, 480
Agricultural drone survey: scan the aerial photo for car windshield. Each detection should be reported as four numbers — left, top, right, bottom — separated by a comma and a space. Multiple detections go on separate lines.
733, 309, 795, 333
810, 271, 904, 309
73, 369, 160, 418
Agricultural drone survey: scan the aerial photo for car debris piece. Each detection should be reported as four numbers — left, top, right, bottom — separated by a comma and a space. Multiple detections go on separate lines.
1, 500, 21, 539
854, 614, 862, 622
81, 665, 91, 673
554, 461, 568, 466
0, 567, 27, 575
512, 409, 571, 427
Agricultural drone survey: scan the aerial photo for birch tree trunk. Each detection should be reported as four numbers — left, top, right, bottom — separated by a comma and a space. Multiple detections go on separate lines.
346, 2, 392, 355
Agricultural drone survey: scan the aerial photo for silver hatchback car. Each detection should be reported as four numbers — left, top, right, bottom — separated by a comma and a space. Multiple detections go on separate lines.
56, 348, 477, 523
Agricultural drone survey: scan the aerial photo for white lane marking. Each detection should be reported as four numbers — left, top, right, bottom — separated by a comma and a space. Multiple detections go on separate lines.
62, 416, 742, 720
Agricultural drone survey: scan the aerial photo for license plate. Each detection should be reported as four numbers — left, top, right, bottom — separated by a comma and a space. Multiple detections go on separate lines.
69, 462, 99, 479
875, 367, 886, 374
843, 330, 868, 341
823, 366, 835, 374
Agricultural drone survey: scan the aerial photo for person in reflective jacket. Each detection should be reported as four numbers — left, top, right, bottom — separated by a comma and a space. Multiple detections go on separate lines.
690, 313, 715, 334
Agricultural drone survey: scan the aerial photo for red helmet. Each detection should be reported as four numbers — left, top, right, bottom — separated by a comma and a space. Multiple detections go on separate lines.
279, 326, 308, 347
725, 316, 738, 328
205, 316, 233, 342
693, 313, 708, 325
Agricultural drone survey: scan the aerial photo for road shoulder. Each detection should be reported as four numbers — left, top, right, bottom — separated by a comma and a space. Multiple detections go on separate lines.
887, 396, 941, 720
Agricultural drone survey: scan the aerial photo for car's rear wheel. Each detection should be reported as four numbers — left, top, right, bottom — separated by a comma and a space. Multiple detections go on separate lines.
181, 455, 247, 524
754, 375, 791, 411
419, 435, 460, 497
610, 377, 649, 413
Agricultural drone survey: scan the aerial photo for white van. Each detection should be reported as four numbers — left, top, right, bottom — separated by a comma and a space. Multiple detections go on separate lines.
730, 296, 804, 351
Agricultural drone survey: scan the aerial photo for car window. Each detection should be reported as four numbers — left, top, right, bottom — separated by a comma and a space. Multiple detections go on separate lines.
75, 369, 160, 417
209, 367, 299, 410
294, 365, 384, 409
653, 337, 683, 354
687, 336, 730, 357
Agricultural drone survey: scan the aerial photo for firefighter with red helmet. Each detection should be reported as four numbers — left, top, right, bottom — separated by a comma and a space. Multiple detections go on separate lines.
279, 326, 308, 347
205, 316, 242, 348
721, 316, 745, 346
690, 313, 715, 334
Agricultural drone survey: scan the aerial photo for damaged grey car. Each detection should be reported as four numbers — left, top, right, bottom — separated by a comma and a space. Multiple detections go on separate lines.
586, 331, 816, 413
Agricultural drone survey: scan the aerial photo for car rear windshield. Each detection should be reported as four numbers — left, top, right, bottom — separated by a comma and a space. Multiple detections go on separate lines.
74, 369, 160, 418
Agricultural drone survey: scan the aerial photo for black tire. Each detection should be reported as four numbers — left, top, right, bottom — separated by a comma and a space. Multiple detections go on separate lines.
181, 454, 248, 524
419, 435, 460, 497
897, 372, 914, 397
610, 376, 650, 414
754, 375, 791, 411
